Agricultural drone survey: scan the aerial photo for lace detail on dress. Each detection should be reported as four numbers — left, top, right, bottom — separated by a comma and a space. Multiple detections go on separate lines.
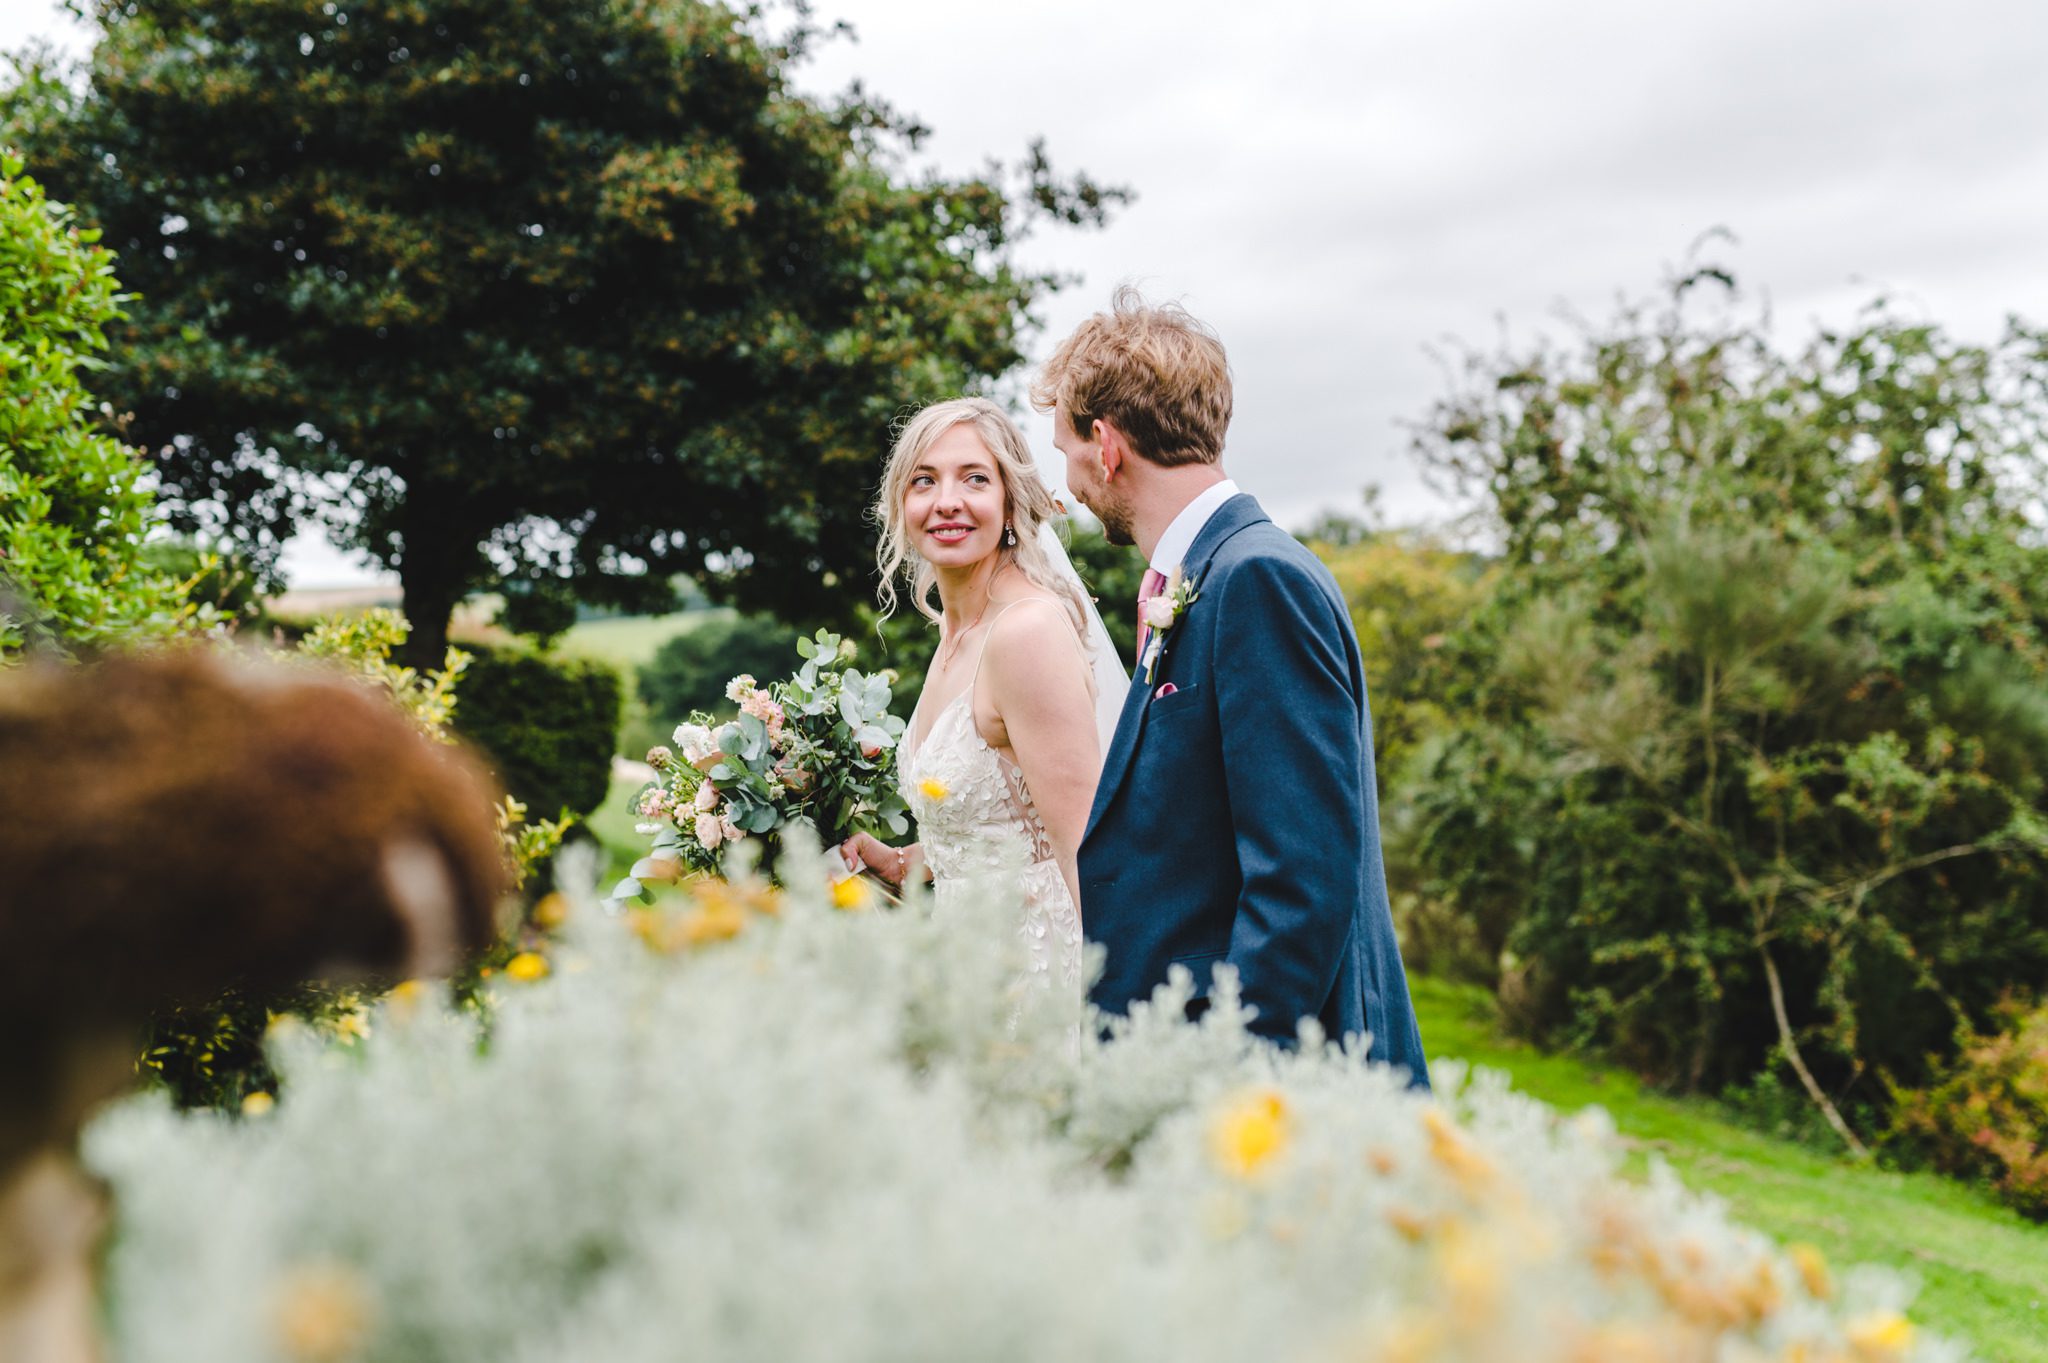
898, 603, 1085, 995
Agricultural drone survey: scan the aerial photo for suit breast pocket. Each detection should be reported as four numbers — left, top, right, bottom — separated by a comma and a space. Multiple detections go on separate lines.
1146, 681, 1205, 724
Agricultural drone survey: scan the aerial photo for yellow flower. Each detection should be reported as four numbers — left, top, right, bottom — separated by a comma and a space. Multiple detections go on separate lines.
628, 879, 778, 953
918, 777, 949, 802
1209, 1087, 1290, 1177
680, 901, 747, 945
1384, 1205, 1431, 1242
1435, 1220, 1504, 1322
1733, 1257, 1785, 1325
504, 951, 550, 982
265, 1012, 309, 1043
241, 1091, 276, 1117
830, 876, 873, 911
1422, 1107, 1494, 1194
328, 1008, 371, 1045
1567, 1323, 1682, 1363
386, 979, 429, 1006
531, 892, 570, 930
1375, 1313, 1445, 1363
1788, 1242, 1832, 1299
1846, 1311, 1915, 1359
273, 1263, 375, 1363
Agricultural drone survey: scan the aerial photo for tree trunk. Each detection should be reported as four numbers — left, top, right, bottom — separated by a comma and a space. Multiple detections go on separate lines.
398, 570, 461, 671
394, 491, 475, 671
1759, 943, 1868, 1158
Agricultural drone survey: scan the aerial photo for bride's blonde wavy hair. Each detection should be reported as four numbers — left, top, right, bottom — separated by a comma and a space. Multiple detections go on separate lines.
873, 397, 1089, 643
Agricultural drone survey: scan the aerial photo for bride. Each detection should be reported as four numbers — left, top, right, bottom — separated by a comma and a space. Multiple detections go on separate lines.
840, 397, 1126, 992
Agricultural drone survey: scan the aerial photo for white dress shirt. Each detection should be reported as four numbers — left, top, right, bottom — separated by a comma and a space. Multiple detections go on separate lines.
1148, 478, 1241, 577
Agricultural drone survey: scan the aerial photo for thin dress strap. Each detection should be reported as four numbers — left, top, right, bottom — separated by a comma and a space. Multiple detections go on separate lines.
967, 597, 1063, 703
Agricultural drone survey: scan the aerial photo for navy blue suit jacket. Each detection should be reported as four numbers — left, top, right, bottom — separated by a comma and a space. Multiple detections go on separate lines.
1078, 494, 1429, 1086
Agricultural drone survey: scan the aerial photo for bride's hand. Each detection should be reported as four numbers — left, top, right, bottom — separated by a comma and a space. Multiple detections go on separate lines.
839, 833, 919, 887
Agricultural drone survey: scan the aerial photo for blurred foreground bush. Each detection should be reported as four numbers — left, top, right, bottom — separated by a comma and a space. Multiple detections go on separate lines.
87, 844, 1950, 1363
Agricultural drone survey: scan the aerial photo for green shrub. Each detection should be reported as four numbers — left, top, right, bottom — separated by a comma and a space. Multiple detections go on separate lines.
1888, 999, 2048, 1220
1401, 268, 2048, 1143
1311, 531, 1492, 787
451, 642, 623, 822
0, 149, 189, 657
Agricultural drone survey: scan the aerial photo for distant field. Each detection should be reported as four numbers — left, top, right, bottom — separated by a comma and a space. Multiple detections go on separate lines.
1414, 976, 2048, 1362
560, 609, 727, 673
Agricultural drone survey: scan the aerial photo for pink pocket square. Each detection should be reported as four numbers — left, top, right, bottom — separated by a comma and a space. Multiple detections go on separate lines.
1152, 682, 1178, 699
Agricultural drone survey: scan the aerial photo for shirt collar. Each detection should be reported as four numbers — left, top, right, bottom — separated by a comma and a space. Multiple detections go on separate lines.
1149, 478, 1241, 576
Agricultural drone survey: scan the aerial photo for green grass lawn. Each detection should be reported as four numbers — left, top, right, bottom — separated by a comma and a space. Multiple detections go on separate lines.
584, 769, 652, 888
1412, 975, 2048, 1361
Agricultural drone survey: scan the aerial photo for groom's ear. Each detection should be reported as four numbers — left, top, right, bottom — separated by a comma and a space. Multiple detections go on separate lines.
1093, 418, 1125, 479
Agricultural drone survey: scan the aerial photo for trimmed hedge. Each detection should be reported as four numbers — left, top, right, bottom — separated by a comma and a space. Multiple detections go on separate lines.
450, 642, 622, 821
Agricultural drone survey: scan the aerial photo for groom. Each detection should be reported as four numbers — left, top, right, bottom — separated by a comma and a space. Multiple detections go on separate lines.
1033, 289, 1428, 1085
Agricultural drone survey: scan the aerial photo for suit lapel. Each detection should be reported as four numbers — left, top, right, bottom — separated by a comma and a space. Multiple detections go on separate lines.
1084, 494, 1269, 840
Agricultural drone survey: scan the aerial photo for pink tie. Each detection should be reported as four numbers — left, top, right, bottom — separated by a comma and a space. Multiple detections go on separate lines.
1135, 567, 1168, 665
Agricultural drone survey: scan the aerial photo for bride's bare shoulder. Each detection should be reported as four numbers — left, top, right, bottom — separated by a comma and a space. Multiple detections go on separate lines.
982, 596, 1083, 680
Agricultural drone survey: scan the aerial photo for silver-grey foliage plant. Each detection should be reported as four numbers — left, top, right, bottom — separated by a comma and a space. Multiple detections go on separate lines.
86, 838, 1961, 1362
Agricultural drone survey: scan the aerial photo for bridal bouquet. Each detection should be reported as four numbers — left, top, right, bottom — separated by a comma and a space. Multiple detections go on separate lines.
612, 629, 909, 899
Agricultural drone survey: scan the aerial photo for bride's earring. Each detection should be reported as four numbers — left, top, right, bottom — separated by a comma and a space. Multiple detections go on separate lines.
1004, 522, 1017, 547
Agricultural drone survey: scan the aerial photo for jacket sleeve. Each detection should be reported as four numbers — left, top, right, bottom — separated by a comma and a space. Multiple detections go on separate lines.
1212, 551, 1363, 1042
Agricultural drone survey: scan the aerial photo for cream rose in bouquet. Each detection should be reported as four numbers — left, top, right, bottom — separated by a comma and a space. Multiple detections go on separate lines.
611, 630, 909, 900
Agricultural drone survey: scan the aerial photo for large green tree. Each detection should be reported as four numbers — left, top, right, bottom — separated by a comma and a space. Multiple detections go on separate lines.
3, 0, 1120, 660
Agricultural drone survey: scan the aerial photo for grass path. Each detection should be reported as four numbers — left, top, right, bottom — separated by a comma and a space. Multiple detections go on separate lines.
1412, 976, 2048, 1361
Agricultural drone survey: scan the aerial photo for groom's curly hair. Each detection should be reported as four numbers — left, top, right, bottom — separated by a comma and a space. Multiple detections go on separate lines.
1030, 284, 1233, 467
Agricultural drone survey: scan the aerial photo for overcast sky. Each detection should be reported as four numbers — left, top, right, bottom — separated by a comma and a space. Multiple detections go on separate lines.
6, 0, 2047, 585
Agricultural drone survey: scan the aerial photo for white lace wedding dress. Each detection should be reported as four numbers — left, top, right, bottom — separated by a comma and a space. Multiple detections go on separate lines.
898, 603, 1086, 996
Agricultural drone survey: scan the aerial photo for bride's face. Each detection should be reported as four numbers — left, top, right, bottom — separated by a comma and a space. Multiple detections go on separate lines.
905, 424, 1008, 569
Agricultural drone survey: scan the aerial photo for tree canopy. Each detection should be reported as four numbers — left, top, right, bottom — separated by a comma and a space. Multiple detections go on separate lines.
2, 0, 1122, 659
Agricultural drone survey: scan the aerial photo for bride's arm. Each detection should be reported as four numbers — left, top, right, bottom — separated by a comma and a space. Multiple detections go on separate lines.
981, 601, 1102, 913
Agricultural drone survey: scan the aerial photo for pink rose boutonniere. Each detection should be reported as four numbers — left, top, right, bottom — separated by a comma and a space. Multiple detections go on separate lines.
1141, 565, 1201, 684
